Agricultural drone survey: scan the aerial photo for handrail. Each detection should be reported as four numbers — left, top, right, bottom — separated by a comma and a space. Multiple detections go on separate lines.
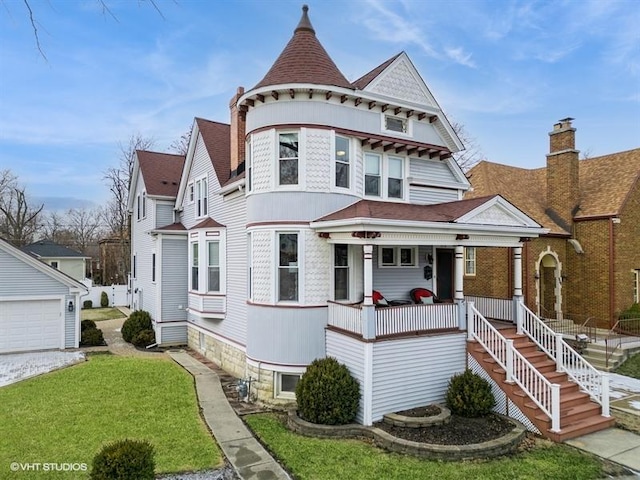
468, 302, 560, 432
518, 302, 609, 416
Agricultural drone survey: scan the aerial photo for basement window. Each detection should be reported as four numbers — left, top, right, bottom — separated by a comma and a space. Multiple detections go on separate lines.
275, 373, 301, 399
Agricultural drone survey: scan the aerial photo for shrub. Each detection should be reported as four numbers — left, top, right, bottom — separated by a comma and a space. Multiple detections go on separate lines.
90, 438, 155, 480
81, 328, 105, 347
132, 329, 156, 348
100, 291, 109, 308
81, 319, 97, 332
295, 357, 359, 425
121, 310, 152, 343
619, 303, 640, 320
83, 300, 93, 309
446, 369, 495, 418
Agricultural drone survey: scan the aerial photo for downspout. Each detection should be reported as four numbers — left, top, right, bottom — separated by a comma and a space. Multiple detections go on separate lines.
609, 218, 616, 327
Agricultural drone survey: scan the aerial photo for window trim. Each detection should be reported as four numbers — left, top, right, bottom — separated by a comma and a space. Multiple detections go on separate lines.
465, 247, 476, 276
136, 194, 141, 221
333, 134, 351, 190
246, 137, 253, 193
187, 182, 194, 204
274, 372, 302, 400
333, 244, 350, 301
382, 113, 412, 137
363, 152, 407, 201
195, 175, 208, 218
277, 131, 300, 188
189, 230, 227, 295
151, 252, 156, 283
378, 246, 418, 268
133, 254, 137, 279
364, 152, 382, 197
141, 191, 147, 219
190, 242, 199, 291
50, 261, 59, 269
275, 231, 302, 303
207, 240, 221, 293
634, 269, 639, 304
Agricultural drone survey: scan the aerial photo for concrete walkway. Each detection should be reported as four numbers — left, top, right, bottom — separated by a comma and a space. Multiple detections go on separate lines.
168, 351, 290, 480
566, 428, 640, 476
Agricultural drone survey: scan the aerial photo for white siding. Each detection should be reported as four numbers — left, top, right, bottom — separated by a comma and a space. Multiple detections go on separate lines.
159, 323, 187, 345
250, 230, 272, 304
64, 294, 77, 348
326, 330, 366, 424
372, 245, 434, 301
160, 237, 187, 322
371, 333, 466, 421
409, 186, 459, 205
304, 230, 331, 304
156, 202, 175, 228
246, 304, 326, 365
246, 100, 446, 148
180, 135, 217, 230
249, 130, 273, 194
305, 128, 331, 191
0, 250, 68, 296
247, 192, 357, 224
409, 157, 465, 188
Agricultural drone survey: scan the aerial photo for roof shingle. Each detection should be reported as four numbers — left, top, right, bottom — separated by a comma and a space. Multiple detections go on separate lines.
195, 118, 231, 186
137, 151, 185, 197
22, 240, 86, 258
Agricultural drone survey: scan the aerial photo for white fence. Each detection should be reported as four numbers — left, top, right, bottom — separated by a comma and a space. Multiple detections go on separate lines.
376, 303, 458, 336
328, 302, 362, 335
465, 295, 513, 322
81, 281, 129, 307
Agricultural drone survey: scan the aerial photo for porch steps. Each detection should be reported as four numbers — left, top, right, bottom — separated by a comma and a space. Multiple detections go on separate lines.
468, 327, 615, 442
580, 342, 639, 372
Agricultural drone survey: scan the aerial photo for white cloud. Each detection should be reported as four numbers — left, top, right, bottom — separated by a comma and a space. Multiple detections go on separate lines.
444, 46, 476, 68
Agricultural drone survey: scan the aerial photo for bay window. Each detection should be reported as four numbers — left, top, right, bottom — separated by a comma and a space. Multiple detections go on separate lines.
207, 241, 220, 292
191, 242, 199, 290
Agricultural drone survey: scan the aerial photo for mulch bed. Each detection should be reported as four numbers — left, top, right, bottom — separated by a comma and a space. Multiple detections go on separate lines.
394, 405, 442, 417
375, 413, 515, 445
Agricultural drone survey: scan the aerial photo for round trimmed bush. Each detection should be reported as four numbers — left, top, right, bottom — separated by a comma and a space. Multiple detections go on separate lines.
132, 329, 156, 348
81, 328, 105, 347
446, 369, 495, 418
83, 300, 93, 309
91, 438, 155, 480
100, 291, 109, 308
295, 357, 360, 425
81, 319, 97, 332
121, 310, 152, 343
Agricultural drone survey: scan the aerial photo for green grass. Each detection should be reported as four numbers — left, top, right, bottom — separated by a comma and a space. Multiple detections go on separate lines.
0, 355, 221, 478
245, 414, 605, 480
615, 352, 640, 379
81, 307, 125, 321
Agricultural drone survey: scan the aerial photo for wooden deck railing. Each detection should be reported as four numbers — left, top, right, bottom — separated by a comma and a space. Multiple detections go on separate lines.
327, 301, 459, 338
465, 295, 513, 322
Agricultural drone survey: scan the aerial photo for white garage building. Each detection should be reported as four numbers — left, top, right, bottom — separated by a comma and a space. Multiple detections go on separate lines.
0, 238, 88, 353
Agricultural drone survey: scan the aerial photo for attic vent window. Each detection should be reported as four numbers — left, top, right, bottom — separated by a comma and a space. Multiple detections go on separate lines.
385, 115, 406, 133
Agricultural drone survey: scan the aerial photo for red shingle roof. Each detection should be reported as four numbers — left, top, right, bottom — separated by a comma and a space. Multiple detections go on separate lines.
253, 5, 352, 90
352, 53, 402, 90
155, 222, 186, 231
137, 151, 185, 197
315, 196, 497, 223
192, 218, 225, 229
195, 118, 231, 186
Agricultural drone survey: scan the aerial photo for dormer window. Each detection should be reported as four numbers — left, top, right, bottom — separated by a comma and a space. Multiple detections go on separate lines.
385, 115, 407, 133
278, 132, 299, 185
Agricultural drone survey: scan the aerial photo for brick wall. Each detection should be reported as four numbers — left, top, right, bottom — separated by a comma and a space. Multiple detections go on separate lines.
615, 183, 640, 314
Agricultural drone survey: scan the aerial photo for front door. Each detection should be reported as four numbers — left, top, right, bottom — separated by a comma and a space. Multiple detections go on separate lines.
436, 249, 454, 301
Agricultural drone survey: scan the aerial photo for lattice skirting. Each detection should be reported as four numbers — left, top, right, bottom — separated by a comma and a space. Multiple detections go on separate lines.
468, 354, 541, 435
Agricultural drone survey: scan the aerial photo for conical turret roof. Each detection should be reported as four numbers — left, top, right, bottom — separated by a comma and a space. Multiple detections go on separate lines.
253, 5, 352, 90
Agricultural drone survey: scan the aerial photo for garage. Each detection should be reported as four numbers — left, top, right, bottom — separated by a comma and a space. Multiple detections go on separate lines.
0, 299, 63, 353
1, 238, 88, 354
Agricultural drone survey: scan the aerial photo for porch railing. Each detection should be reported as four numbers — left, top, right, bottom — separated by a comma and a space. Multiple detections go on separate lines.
327, 301, 362, 335
518, 303, 609, 416
465, 295, 513, 322
376, 303, 458, 337
327, 301, 458, 338
467, 302, 560, 432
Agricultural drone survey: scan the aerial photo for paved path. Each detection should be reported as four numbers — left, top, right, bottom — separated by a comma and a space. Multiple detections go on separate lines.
168, 351, 290, 480
566, 428, 640, 476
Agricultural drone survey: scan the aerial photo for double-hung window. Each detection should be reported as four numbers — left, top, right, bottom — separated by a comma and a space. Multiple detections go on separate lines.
136, 195, 141, 220
278, 133, 298, 185
142, 191, 147, 218
246, 138, 252, 192
334, 244, 349, 300
188, 183, 194, 204
195, 177, 208, 217
388, 157, 403, 199
207, 241, 220, 292
365, 153, 381, 197
151, 253, 156, 282
335, 136, 350, 189
278, 233, 298, 301
465, 247, 476, 276
191, 243, 199, 291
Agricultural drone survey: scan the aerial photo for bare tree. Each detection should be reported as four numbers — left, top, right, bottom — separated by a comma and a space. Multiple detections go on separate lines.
450, 121, 484, 172
41, 210, 75, 246
168, 127, 192, 155
66, 207, 104, 252
0, 172, 44, 246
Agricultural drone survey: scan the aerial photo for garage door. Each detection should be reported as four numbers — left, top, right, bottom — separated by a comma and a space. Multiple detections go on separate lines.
0, 299, 62, 353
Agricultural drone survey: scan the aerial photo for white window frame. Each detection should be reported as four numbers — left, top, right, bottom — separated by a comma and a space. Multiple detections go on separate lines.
188, 183, 194, 204
364, 153, 382, 197
151, 252, 156, 283
247, 232, 253, 301
190, 242, 199, 291
195, 175, 208, 218
465, 247, 476, 276
50, 261, 58, 269
277, 131, 300, 188
133, 254, 137, 279
190, 230, 227, 295
387, 156, 404, 199
136, 194, 141, 221
274, 372, 302, 400
378, 246, 418, 268
207, 240, 220, 293
275, 231, 301, 303
246, 137, 253, 193
381, 113, 412, 137
363, 153, 407, 201
333, 244, 350, 301
141, 191, 147, 219
333, 134, 351, 190
634, 270, 639, 303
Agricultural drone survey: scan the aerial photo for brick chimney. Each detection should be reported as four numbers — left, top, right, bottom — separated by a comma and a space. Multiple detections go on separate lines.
229, 86, 246, 176
546, 118, 579, 230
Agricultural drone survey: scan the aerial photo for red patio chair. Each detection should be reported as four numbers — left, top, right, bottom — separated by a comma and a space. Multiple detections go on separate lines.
373, 290, 411, 307
410, 288, 440, 304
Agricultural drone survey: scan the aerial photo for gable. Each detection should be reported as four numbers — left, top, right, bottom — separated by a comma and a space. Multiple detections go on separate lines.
456, 196, 541, 228
364, 54, 437, 107
0, 249, 71, 296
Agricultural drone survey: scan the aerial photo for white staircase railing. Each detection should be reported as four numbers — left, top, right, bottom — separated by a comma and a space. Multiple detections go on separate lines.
518, 303, 610, 417
468, 302, 561, 432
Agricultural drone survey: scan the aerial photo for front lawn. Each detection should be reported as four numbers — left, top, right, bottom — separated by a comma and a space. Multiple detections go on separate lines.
0, 355, 221, 478
615, 352, 640, 379
81, 307, 125, 321
245, 414, 606, 480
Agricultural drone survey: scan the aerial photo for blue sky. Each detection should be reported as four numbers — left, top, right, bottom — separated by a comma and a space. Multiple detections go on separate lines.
1, 0, 638, 210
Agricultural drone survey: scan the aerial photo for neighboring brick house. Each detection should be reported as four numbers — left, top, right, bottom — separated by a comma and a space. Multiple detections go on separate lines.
465, 119, 640, 328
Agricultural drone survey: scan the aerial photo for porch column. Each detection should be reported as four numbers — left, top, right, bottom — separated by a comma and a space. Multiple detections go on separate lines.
362, 244, 376, 340
513, 246, 524, 330
454, 246, 466, 330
